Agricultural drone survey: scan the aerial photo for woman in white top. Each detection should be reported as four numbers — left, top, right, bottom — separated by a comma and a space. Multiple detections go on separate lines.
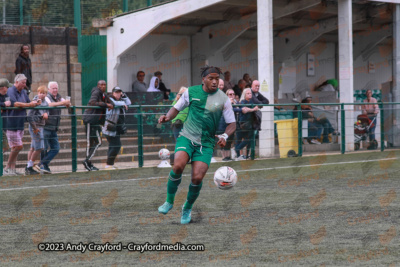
147, 77, 161, 92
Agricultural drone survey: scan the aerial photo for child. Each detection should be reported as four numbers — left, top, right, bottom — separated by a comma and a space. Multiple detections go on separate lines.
26, 86, 49, 175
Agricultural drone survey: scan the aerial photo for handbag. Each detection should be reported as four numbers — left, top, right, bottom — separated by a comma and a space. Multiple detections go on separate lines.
105, 120, 117, 131
116, 124, 127, 135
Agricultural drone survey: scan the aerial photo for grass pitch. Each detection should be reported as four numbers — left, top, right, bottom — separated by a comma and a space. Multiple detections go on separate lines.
0, 151, 399, 266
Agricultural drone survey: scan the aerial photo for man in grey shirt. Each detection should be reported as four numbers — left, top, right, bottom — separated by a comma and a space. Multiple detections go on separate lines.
132, 71, 147, 92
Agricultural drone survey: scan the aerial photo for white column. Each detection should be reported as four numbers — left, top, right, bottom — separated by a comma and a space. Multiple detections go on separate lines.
338, 0, 354, 151
393, 4, 400, 146
257, 0, 274, 157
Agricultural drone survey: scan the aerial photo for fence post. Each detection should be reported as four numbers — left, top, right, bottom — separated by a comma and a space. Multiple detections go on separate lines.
19, 0, 23, 25
123, 0, 128, 12
147, 0, 152, 6
341, 103, 345, 154
138, 106, 144, 168
0, 111, 3, 177
380, 102, 385, 151
71, 107, 77, 172
297, 104, 302, 157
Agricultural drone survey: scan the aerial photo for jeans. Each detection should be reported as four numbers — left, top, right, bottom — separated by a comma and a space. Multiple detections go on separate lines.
106, 135, 121, 165
40, 129, 60, 166
367, 115, 376, 141
309, 118, 334, 142
235, 128, 255, 157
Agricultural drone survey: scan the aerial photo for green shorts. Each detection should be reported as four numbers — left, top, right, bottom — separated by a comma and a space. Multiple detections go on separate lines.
175, 136, 214, 166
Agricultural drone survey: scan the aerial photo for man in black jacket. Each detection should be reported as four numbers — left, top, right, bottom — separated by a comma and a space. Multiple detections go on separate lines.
82, 80, 114, 171
251, 80, 269, 131
15, 44, 32, 95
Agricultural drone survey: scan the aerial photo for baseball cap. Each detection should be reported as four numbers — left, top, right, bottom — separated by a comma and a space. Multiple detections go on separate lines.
112, 86, 123, 92
0, 78, 12, 88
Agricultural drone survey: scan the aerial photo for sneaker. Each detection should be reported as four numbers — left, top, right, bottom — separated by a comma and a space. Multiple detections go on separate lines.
89, 162, 99, 171
235, 155, 246, 161
25, 167, 39, 175
158, 202, 173, 215
181, 204, 192, 224
3, 168, 16, 176
82, 160, 91, 171
33, 164, 41, 173
40, 164, 52, 174
310, 139, 321, 145
222, 157, 232, 162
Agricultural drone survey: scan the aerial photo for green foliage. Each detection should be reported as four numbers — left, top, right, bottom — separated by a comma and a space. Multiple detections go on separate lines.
2, 0, 171, 35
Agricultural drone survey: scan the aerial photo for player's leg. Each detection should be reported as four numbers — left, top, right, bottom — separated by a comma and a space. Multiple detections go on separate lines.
181, 160, 209, 224
181, 144, 213, 224
159, 136, 193, 214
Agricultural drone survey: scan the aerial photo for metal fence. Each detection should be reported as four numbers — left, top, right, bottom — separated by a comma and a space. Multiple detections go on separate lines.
0, 102, 398, 177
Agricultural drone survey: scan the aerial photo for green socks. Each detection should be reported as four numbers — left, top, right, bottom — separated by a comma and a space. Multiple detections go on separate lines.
184, 182, 203, 210
166, 170, 182, 204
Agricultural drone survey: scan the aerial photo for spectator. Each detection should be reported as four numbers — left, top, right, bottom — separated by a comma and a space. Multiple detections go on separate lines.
39, 81, 71, 174
25, 86, 49, 175
218, 89, 240, 161
0, 79, 12, 153
302, 97, 336, 144
233, 79, 246, 98
5, 74, 40, 176
251, 80, 269, 105
243, 73, 252, 87
361, 89, 379, 143
82, 80, 114, 171
15, 44, 32, 95
171, 87, 189, 140
102, 87, 131, 170
316, 79, 338, 92
250, 80, 269, 131
218, 79, 224, 91
132, 71, 147, 92
235, 88, 259, 160
223, 71, 234, 92
154, 71, 171, 100
147, 77, 160, 92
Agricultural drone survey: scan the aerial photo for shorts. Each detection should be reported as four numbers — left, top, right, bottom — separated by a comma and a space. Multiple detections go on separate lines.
175, 136, 214, 166
29, 125, 45, 150
6, 130, 24, 148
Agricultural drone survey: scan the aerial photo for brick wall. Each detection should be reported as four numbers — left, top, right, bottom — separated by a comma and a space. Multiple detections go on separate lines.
0, 25, 82, 106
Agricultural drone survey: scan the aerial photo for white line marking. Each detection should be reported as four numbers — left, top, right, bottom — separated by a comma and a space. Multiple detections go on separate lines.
0, 157, 397, 192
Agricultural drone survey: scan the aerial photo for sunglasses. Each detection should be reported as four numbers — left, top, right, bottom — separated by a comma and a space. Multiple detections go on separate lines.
228, 93, 235, 95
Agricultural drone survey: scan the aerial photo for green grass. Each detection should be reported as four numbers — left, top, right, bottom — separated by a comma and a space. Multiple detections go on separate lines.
0, 151, 399, 266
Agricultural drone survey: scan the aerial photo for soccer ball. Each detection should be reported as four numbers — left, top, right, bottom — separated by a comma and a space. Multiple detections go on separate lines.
159, 148, 170, 160
214, 166, 237, 190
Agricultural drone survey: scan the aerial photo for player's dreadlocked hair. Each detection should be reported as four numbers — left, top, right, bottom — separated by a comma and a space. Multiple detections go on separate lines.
200, 66, 223, 77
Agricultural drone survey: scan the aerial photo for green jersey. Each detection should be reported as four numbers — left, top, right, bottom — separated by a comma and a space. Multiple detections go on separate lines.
173, 85, 235, 148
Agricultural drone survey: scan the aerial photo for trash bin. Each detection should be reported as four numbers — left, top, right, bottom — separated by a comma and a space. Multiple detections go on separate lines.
274, 118, 299, 158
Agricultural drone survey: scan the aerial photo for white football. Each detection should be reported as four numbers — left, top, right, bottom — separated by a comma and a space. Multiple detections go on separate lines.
214, 166, 238, 190
159, 148, 170, 160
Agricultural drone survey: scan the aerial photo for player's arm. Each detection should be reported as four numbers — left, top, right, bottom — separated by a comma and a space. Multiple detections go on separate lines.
158, 107, 179, 123
216, 99, 237, 147
158, 89, 189, 124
